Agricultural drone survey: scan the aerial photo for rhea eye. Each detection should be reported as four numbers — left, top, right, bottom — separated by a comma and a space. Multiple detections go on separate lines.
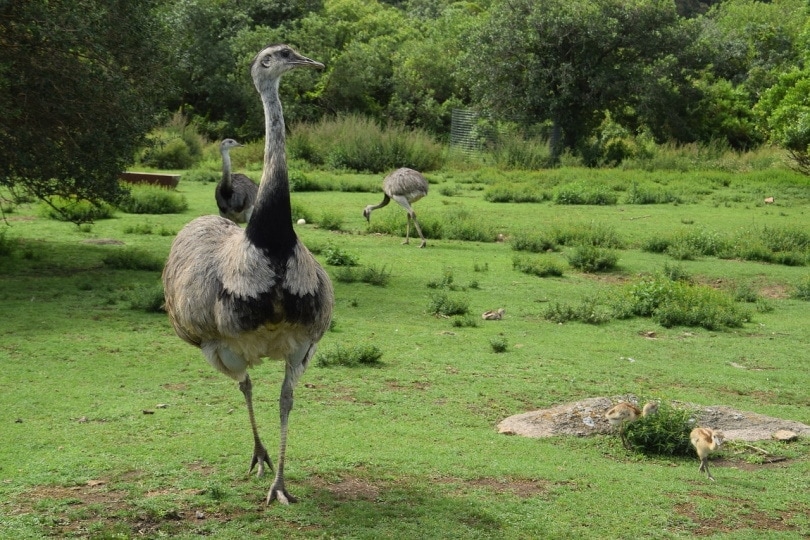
279, 49, 290, 58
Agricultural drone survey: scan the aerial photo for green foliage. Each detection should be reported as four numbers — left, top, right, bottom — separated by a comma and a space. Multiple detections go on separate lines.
317, 211, 344, 231
792, 275, 810, 300
116, 185, 189, 215
180, 170, 220, 184
334, 265, 391, 287
316, 344, 383, 368
566, 246, 619, 272
0, 0, 172, 210
489, 336, 508, 353
484, 183, 551, 203
451, 315, 480, 328
123, 222, 176, 236
614, 275, 751, 330
289, 115, 444, 173
428, 292, 469, 317
128, 283, 166, 313
554, 183, 618, 205
39, 197, 115, 223
0, 229, 15, 257
139, 114, 206, 170
544, 297, 612, 325
624, 402, 695, 456
427, 268, 462, 291
512, 255, 565, 278
323, 246, 359, 267
101, 249, 164, 271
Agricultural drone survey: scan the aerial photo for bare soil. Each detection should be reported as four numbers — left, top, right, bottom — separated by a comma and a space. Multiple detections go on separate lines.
497, 396, 810, 441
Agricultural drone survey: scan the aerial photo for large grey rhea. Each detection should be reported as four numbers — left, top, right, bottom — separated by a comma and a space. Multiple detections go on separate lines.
162, 44, 333, 505
363, 167, 429, 248
215, 138, 258, 224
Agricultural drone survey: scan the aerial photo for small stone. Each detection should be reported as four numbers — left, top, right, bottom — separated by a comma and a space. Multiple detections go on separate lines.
195, 511, 206, 520
142, 409, 155, 415
156, 403, 168, 409
296, 218, 306, 225
772, 429, 798, 442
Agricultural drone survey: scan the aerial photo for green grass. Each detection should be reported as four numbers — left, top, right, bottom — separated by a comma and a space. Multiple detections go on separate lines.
1, 167, 809, 539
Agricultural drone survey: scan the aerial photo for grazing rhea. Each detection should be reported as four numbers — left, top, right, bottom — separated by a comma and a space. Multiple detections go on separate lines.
216, 138, 258, 224
605, 401, 659, 448
363, 167, 429, 248
162, 44, 332, 505
690, 427, 725, 481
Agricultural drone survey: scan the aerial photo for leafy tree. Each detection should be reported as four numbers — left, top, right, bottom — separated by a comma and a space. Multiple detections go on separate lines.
0, 0, 173, 219
757, 68, 810, 175
460, 0, 704, 161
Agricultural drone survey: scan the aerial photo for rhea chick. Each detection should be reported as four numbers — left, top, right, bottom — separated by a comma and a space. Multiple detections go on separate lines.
605, 401, 659, 448
690, 427, 725, 481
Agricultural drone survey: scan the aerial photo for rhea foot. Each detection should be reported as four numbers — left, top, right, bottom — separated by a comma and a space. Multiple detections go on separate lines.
248, 442, 273, 477
266, 482, 297, 505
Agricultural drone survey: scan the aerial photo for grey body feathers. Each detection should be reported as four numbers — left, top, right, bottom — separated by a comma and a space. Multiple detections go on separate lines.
364, 167, 429, 247
216, 139, 258, 224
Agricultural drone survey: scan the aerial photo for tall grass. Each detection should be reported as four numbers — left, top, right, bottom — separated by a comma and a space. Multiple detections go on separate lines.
289, 115, 444, 173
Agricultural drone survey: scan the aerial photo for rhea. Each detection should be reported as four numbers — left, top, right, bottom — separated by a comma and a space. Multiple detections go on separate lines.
162, 44, 333, 505
363, 167, 428, 248
690, 427, 725, 481
215, 138, 258, 224
605, 401, 659, 448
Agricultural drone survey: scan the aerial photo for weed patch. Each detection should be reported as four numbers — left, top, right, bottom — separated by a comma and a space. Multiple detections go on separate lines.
316, 344, 383, 367
117, 185, 188, 215
624, 402, 695, 456
102, 248, 164, 271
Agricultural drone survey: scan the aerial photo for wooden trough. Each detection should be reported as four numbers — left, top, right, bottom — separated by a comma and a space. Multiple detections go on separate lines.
120, 171, 181, 189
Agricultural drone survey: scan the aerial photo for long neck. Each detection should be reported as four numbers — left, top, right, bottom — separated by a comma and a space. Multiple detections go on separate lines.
220, 148, 233, 189
245, 77, 296, 254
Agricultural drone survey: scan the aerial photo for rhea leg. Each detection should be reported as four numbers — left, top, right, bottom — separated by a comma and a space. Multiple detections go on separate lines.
393, 195, 426, 248
699, 458, 715, 481
267, 344, 315, 505
239, 374, 273, 477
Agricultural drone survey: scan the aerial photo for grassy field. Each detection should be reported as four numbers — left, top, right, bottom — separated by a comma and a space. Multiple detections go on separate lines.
0, 167, 809, 539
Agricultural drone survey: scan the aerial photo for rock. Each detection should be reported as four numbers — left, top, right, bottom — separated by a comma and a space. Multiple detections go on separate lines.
772, 429, 798, 442
296, 218, 306, 225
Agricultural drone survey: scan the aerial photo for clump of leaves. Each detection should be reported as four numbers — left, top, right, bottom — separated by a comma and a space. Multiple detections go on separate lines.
40, 197, 115, 223
513, 255, 565, 277
452, 315, 480, 328
428, 292, 469, 317
566, 245, 618, 272
0, 229, 16, 257
623, 402, 695, 456
117, 185, 188, 214
318, 211, 343, 231
511, 231, 557, 253
792, 275, 810, 300
316, 344, 383, 367
129, 283, 166, 313
102, 248, 164, 271
334, 265, 391, 287
489, 336, 508, 353
544, 297, 612, 325
427, 268, 462, 290
324, 245, 358, 266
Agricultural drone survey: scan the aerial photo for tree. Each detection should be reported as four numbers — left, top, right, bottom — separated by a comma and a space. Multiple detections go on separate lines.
460, 0, 706, 161
0, 0, 173, 215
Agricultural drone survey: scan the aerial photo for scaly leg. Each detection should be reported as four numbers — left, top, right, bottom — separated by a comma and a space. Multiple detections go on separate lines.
239, 374, 272, 477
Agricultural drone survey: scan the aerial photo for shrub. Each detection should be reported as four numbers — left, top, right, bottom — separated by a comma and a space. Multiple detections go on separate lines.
337, 265, 391, 287
102, 248, 164, 271
511, 231, 557, 253
489, 336, 508, 353
624, 402, 695, 456
641, 236, 671, 254
614, 275, 750, 330
316, 344, 383, 367
551, 222, 623, 248
40, 197, 115, 222
318, 211, 343, 231
181, 170, 220, 184
512, 255, 565, 278
451, 315, 480, 328
544, 298, 611, 325
793, 275, 810, 300
484, 183, 551, 203
554, 183, 618, 205
290, 200, 314, 224
129, 283, 166, 313
428, 292, 469, 317
117, 185, 188, 214
323, 246, 358, 267
427, 268, 461, 290
566, 246, 618, 272
0, 229, 15, 257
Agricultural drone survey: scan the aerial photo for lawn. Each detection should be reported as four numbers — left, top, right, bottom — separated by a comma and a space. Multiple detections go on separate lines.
0, 168, 808, 539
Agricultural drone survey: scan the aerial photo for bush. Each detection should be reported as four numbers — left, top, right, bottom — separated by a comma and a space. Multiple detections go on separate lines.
484, 183, 551, 203
428, 292, 469, 317
613, 275, 750, 330
566, 246, 618, 272
181, 170, 220, 184
551, 222, 623, 249
511, 231, 557, 253
489, 336, 509, 353
117, 185, 188, 214
554, 183, 618, 205
793, 275, 810, 300
316, 344, 383, 367
318, 211, 344, 231
512, 255, 565, 278
129, 282, 166, 313
102, 248, 164, 271
40, 197, 115, 222
451, 315, 480, 328
323, 246, 358, 267
335, 265, 391, 287
0, 229, 15, 257
544, 298, 611, 325
624, 402, 695, 456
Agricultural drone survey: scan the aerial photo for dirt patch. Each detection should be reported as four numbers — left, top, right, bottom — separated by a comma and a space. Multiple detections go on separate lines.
673, 491, 803, 536
81, 238, 125, 245
497, 396, 810, 442
310, 476, 382, 501
435, 476, 557, 499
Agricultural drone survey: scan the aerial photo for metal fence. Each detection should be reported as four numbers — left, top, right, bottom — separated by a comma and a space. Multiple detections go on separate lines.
450, 108, 481, 156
